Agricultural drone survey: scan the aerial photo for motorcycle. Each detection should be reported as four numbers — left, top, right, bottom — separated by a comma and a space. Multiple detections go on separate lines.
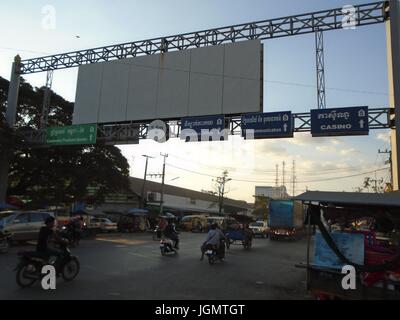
0, 230, 12, 254
59, 225, 80, 247
205, 239, 226, 265
15, 240, 80, 288
160, 238, 178, 256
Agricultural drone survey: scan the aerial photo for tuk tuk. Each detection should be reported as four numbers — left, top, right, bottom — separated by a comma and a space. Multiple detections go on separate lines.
295, 191, 400, 300
179, 215, 208, 232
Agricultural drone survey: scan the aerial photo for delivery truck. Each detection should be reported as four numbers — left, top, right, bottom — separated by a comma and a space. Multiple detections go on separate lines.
268, 200, 305, 240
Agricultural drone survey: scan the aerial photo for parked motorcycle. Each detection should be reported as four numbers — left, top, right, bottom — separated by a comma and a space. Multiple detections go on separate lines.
0, 230, 12, 254
205, 239, 226, 265
160, 238, 178, 256
15, 240, 80, 288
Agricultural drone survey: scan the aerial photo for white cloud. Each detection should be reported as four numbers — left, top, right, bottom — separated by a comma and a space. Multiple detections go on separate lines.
339, 148, 360, 156
316, 145, 336, 153
377, 132, 391, 144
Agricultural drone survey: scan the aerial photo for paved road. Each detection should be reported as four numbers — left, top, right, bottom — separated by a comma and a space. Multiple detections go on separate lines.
0, 232, 311, 300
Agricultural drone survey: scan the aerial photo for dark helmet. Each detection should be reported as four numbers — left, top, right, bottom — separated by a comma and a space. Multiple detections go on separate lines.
211, 223, 218, 230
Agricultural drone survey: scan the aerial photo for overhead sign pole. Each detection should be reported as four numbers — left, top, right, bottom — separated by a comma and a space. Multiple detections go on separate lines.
387, 0, 400, 190
0, 56, 21, 204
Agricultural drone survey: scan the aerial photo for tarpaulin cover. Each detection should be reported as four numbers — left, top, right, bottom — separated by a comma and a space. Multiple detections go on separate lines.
268, 200, 294, 228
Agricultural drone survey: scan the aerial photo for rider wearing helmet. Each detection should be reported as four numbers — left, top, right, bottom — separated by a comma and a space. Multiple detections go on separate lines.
163, 219, 180, 249
36, 216, 63, 259
200, 223, 225, 261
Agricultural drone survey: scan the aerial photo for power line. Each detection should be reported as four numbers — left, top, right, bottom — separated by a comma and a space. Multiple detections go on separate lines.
167, 152, 386, 176
166, 163, 389, 184
0, 44, 391, 97
0, 46, 51, 56
112, 59, 392, 97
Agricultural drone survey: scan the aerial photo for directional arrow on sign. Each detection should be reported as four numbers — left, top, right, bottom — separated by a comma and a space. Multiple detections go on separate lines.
359, 120, 365, 129
283, 124, 288, 132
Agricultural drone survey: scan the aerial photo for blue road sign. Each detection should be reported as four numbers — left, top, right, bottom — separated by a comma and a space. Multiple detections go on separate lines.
311, 106, 369, 137
241, 111, 293, 139
180, 115, 227, 142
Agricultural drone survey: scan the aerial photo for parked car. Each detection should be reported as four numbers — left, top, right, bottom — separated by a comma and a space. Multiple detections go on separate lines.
0, 211, 54, 242
249, 221, 269, 238
91, 217, 118, 233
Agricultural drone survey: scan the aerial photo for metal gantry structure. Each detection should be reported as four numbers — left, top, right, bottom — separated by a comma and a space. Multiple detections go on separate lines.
17, 107, 393, 147
12, 1, 392, 147
39, 70, 54, 129
18, 2, 387, 74
1, 1, 399, 203
315, 30, 326, 109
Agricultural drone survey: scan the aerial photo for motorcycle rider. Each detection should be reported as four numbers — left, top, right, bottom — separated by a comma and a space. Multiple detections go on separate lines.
200, 223, 226, 261
163, 219, 179, 249
37, 216, 63, 260
72, 216, 83, 245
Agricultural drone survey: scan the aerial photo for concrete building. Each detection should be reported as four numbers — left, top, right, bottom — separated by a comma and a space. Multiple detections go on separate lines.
255, 186, 290, 200
87, 177, 253, 217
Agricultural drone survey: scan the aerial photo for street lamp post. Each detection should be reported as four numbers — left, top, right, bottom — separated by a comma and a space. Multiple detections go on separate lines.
159, 153, 169, 215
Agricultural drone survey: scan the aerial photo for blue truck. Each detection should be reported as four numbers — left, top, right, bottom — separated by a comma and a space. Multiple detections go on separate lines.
268, 200, 305, 240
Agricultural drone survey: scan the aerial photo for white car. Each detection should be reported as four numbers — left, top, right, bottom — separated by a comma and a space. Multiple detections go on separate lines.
249, 221, 269, 238
91, 218, 118, 233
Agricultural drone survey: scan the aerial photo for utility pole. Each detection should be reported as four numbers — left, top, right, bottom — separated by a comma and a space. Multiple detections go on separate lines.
386, 0, 400, 190
0, 55, 22, 204
141, 155, 154, 209
282, 161, 286, 199
159, 153, 168, 215
291, 160, 296, 198
275, 164, 279, 199
214, 170, 231, 215
379, 149, 393, 187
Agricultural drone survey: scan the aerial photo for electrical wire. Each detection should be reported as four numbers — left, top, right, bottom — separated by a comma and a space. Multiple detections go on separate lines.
2, 43, 389, 97
166, 163, 390, 184
167, 152, 386, 176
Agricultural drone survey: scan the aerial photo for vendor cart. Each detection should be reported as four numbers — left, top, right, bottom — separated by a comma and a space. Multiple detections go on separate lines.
225, 229, 252, 250
295, 191, 400, 300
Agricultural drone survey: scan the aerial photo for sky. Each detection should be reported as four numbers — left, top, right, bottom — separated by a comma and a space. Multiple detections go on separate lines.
0, 0, 393, 203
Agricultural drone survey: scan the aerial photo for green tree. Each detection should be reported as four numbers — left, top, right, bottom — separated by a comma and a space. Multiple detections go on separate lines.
0, 76, 130, 208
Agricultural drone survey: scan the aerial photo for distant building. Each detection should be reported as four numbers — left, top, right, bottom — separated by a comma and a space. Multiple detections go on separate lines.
255, 186, 290, 200
85, 177, 253, 217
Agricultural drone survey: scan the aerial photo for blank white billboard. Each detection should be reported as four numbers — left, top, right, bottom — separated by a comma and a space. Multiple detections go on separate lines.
73, 40, 263, 125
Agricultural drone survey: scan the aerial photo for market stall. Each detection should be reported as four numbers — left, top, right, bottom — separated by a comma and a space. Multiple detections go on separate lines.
295, 191, 400, 300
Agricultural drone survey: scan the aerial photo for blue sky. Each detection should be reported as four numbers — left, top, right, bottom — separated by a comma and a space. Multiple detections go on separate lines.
0, 0, 392, 202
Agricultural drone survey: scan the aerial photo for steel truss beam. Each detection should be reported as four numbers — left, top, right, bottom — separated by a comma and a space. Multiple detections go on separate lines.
39, 70, 54, 129
17, 108, 393, 147
315, 30, 326, 109
19, 2, 387, 75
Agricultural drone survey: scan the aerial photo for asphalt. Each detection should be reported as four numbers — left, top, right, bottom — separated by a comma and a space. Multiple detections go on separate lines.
0, 232, 312, 300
